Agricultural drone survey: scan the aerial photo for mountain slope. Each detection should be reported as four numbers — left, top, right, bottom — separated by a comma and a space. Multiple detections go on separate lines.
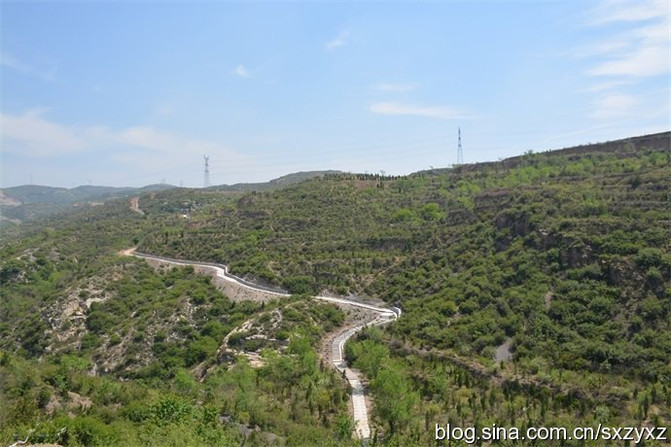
0, 184, 175, 223
0, 170, 342, 224
209, 170, 343, 191
135, 132, 671, 439
1, 132, 670, 445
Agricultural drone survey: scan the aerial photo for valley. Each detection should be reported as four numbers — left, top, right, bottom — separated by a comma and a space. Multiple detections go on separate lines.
124, 248, 398, 439
1, 132, 670, 446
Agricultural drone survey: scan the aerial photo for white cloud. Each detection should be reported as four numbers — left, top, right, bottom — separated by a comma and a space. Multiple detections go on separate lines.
119, 126, 180, 152
233, 64, 251, 78
577, 0, 670, 119
1, 51, 57, 82
590, 93, 639, 119
1, 111, 257, 187
326, 30, 350, 50
372, 82, 417, 92
583, 1, 670, 78
588, 44, 669, 77
0, 110, 241, 160
156, 104, 174, 116
572, 39, 630, 58
580, 79, 633, 92
586, 0, 669, 25
370, 101, 472, 119
0, 109, 85, 156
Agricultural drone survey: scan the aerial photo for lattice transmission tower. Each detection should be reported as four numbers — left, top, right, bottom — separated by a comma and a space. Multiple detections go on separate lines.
457, 127, 463, 166
203, 155, 211, 188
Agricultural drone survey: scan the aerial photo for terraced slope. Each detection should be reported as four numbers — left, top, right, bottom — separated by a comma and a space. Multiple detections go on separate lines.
136, 132, 671, 441
1, 132, 669, 445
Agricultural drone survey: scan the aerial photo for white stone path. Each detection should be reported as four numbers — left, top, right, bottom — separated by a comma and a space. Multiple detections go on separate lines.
127, 249, 399, 440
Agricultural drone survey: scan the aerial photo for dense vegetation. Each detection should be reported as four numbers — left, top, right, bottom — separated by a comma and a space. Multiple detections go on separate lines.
138, 133, 671, 443
1, 132, 670, 445
0, 171, 340, 224
0, 197, 356, 445
142, 134, 671, 377
0, 183, 176, 223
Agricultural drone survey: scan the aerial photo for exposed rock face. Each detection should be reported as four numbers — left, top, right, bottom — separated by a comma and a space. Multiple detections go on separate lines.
560, 242, 592, 269
493, 209, 533, 252
603, 257, 631, 286
474, 189, 511, 211
44, 280, 112, 347
536, 229, 557, 250
494, 210, 532, 237
494, 340, 513, 362
0, 190, 22, 206
236, 195, 256, 208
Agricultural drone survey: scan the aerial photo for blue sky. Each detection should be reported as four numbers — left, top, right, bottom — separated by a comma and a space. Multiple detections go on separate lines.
1, 0, 669, 188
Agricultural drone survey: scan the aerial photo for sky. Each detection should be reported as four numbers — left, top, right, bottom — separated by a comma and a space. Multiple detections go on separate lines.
1, 0, 669, 188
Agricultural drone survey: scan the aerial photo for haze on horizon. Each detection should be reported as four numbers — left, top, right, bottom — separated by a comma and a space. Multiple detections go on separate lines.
1, 0, 669, 189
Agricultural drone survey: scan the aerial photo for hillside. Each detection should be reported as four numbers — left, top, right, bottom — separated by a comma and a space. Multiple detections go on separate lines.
209, 170, 343, 192
0, 184, 175, 224
0, 171, 342, 224
0, 184, 177, 205
137, 131, 671, 440
1, 132, 670, 445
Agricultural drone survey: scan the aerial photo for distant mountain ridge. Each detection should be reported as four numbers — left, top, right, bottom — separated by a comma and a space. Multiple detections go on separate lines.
0, 132, 669, 444
416, 131, 671, 176
209, 170, 343, 191
0, 170, 343, 223
2, 131, 669, 224
0, 184, 175, 224
0, 183, 175, 206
